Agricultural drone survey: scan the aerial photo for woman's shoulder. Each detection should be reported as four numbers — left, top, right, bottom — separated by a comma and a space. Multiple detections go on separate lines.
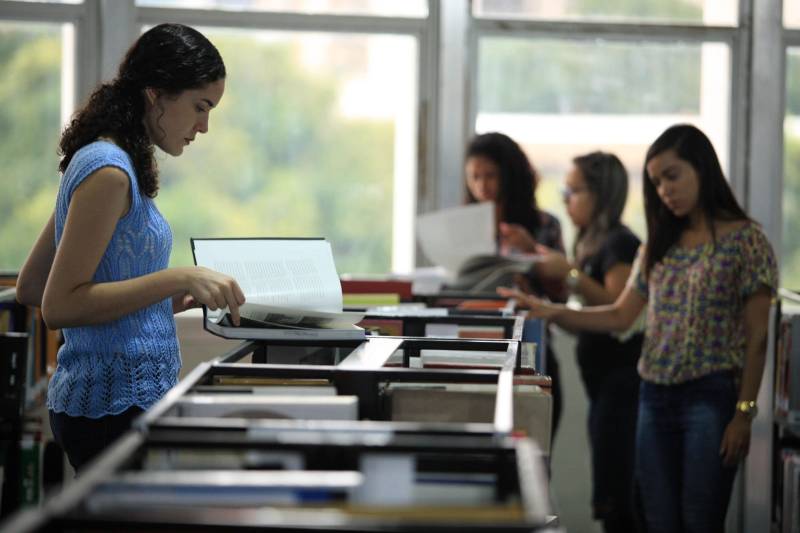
598, 224, 640, 250
537, 209, 561, 229
72, 140, 131, 165
596, 224, 641, 263
717, 219, 771, 248
608, 223, 640, 241
62, 141, 137, 194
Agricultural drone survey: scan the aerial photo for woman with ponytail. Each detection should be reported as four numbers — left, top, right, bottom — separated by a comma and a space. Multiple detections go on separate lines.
16, 23, 245, 472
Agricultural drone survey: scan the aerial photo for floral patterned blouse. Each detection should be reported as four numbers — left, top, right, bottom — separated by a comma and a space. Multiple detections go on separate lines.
631, 222, 778, 385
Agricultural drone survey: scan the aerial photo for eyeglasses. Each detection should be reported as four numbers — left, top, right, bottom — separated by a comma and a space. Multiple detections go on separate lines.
561, 186, 588, 201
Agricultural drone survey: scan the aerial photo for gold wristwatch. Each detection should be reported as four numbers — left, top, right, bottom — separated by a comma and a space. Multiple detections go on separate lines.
735, 400, 758, 420
565, 267, 580, 292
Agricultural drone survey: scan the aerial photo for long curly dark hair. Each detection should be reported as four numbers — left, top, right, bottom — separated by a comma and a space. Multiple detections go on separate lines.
58, 23, 226, 197
464, 132, 541, 235
643, 124, 749, 276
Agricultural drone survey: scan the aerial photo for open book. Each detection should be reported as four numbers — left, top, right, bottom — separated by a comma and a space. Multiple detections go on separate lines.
191, 238, 365, 341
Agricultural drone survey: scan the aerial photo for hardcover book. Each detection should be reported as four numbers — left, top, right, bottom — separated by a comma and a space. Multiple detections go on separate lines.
191, 238, 365, 341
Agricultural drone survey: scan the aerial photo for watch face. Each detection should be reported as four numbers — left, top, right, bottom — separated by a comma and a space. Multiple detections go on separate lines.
737, 401, 758, 419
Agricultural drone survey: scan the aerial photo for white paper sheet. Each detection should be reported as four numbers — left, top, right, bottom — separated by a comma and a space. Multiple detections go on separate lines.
416, 202, 496, 275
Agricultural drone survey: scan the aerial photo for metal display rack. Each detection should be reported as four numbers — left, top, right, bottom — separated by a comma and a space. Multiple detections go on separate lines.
2, 314, 557, 532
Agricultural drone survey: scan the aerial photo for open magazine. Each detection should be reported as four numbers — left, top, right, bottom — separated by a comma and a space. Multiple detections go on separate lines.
416, 202, 496, 276
191, 238, 365, 341
416, 203, 541, 292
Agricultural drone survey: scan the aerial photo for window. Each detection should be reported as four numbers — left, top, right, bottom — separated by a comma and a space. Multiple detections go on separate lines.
0, 21, 70, 271
135, 0, 427, 17
8, 0, 82, 3
155, 27, 419, 274
783, 48, 800, 288
786, 2, 800, 29
475, 36, 730, 248
473, 0, 737, 26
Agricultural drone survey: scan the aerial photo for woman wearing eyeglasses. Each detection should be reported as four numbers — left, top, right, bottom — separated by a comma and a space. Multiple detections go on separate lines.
532, 151, 643, 533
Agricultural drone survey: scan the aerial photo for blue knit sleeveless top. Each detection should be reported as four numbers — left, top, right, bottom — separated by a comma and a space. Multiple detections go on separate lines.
47, 141, 181, 418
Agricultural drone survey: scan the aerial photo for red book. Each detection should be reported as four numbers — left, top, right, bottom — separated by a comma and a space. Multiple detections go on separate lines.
340, 279, 413, 300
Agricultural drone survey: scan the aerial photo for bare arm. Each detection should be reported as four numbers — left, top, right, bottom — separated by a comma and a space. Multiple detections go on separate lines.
41, 167, 245, 329
16, 211, 56, 307
498, 282, 647, 333
566, 262, 632, 306
737, 288, 772, 406
719, 287, 772, 465
531, 245, 630, 306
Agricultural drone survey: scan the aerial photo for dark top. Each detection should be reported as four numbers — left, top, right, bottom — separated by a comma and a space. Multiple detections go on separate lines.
525, 210, 566, 301
575, 225, 643, 395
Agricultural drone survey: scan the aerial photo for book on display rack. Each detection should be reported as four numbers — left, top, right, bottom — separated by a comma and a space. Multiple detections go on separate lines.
191, 237, 365, 341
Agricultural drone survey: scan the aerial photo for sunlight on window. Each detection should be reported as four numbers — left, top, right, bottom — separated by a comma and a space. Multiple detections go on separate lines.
154, 28, 419, 275
0, 21, 68, 271
476, 37, 730, 252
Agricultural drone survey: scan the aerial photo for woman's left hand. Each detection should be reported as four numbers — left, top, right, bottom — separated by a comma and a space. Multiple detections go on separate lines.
499, 223, 538, 253
172, 292, 200, 314
719, 414, 752, 467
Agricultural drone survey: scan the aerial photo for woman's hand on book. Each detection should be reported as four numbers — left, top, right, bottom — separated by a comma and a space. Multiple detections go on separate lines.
184, 266, 246, 325
496, 286, 561, 320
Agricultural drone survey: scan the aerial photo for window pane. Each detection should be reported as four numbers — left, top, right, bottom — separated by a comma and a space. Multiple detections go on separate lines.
135, 0, 427, 17
0, 21, 67, 271
786, 3, 800, 29
783, 49, 800, 288
476, 37, 730, 249
3, 0, 82, 3
474, 0, 737, 26
156, 28, 418, 274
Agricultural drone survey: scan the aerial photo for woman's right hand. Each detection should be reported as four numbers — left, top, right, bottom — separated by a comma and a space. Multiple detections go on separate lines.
531, 244, 572, 280
497, 286, 561, 320
183, 266, 246, 325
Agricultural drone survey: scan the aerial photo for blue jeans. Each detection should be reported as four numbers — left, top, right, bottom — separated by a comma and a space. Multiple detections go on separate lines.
635, 372, 738, 533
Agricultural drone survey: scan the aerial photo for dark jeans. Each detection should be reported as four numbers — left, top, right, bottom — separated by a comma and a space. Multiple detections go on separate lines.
545, 345, 562, 442
587, 365, 640, 533
635, 373, 738, 533
49, 406, 144, 474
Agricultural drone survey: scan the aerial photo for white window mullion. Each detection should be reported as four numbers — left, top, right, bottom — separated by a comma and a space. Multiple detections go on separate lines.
744, 0, 783, 532
98, 0, 136, 82
434, 0, 470, 212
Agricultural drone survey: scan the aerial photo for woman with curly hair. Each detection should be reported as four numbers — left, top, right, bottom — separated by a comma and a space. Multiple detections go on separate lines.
464, 131, 567, 439
16, 23, 245, 472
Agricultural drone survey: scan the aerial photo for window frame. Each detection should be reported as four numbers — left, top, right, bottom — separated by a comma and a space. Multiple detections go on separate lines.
0, 0, 98, 118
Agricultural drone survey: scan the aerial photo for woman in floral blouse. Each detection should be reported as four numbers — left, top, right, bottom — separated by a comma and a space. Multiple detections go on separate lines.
499, 124, 777, 533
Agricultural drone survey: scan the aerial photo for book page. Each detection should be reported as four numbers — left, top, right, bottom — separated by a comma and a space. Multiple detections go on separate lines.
192, 239, 343, 313
218, 303, 363, 329
416, 202, 496, 275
